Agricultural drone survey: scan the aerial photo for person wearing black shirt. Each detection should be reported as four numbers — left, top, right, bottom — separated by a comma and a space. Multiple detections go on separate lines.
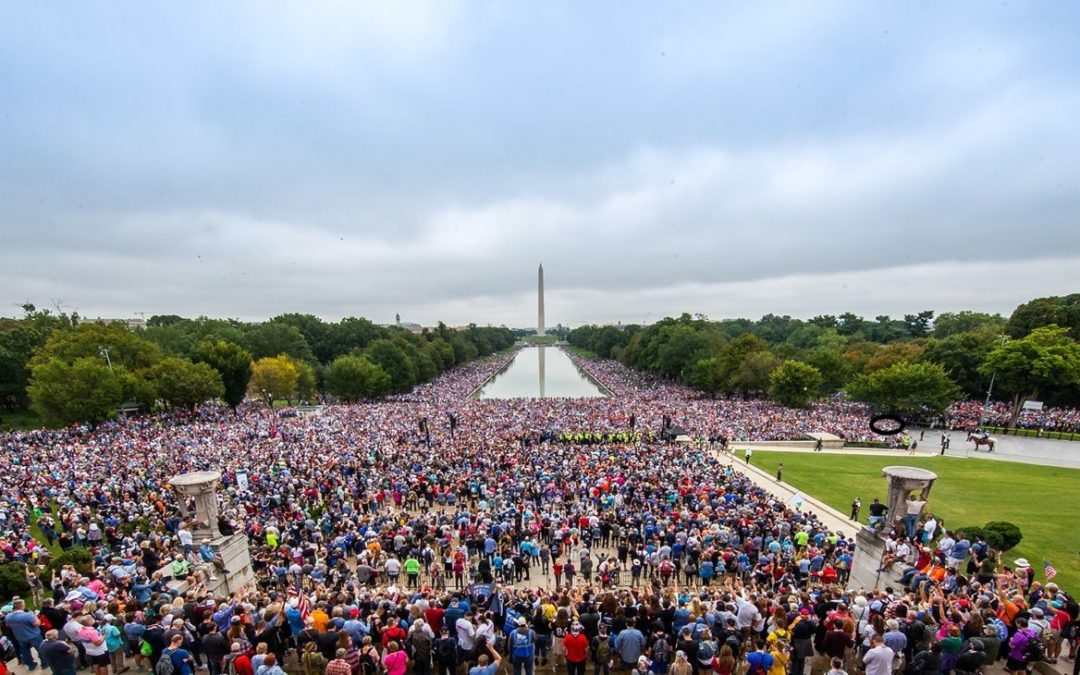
868, 499, 888, 528
317, 626, 341, 660
200, 623, 230, 675
790, 614, 817, 675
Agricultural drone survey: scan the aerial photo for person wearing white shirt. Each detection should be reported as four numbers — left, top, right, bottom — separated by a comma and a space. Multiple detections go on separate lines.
923, 515, 938, 542
456, 614, 477, 652
178, 526, 194, 555
863, 635, 895, 675
937, 536, 955, 568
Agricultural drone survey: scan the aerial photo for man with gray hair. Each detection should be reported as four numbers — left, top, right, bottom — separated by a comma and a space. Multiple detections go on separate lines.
39, 628, 77, 675
325, 648, 353, 675
3, 598, 43, 670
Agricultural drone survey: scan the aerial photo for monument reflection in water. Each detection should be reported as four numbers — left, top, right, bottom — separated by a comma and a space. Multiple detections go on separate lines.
474, 346, 608, 399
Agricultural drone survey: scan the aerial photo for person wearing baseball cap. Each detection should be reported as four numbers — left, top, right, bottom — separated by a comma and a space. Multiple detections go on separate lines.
564, 623, 589, 675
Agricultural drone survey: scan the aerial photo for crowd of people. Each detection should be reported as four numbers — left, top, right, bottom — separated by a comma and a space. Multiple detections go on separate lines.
944, 402, 1080, 435
0, 346, 1076, 675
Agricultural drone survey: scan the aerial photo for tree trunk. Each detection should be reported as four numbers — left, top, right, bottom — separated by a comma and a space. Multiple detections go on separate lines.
1008, 389, 1038, 430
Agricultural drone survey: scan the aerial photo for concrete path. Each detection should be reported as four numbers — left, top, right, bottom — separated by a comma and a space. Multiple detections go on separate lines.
733, 433, 1080, 470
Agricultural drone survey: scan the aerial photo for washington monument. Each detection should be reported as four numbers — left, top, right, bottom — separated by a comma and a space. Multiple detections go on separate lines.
537, 263, 545, 336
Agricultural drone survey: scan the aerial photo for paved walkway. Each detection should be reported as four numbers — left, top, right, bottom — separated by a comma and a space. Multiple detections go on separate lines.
732, 431, 1080, 470
911, 428, 1080, 469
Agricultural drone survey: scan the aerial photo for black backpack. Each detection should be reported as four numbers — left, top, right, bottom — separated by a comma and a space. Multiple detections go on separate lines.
1023, 631, 1045, 663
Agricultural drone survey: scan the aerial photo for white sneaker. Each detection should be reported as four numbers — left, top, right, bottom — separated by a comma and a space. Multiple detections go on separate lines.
209, 576, 219, 581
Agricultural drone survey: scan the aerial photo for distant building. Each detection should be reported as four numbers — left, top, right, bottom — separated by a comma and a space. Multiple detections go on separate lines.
83, 317, 147, 330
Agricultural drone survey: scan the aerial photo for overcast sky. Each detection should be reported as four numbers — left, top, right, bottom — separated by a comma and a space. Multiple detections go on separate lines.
2, 2, 1078, 328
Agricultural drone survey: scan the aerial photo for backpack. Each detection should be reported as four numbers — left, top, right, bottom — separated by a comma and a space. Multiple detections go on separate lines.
512, 630, 535, 659
0, 636, 15, 663
155, 649, 176, 675
652, 637, 671, 664
1022, 630, 1045, 663
593, 636, 611, 663
696, 639, 715, 662
359, 647, 379, 674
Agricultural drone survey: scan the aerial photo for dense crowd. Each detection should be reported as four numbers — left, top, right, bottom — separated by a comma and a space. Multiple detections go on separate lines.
1, 347, 1076, 675
945, 402, 1080, 434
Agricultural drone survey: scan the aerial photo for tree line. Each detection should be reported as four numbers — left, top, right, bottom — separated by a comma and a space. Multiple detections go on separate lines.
0, 309, 515, 426
567, 294, 1080, 425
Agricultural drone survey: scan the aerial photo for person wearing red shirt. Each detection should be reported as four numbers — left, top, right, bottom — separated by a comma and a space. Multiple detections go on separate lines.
425, 604, 446, 633
563, 623, 590, 675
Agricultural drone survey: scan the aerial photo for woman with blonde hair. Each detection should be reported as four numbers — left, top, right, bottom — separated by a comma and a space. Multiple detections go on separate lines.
382, 641, 408, 675
300, 641, 326, 675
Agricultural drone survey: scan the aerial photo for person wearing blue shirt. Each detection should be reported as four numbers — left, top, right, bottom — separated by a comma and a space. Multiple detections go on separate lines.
949, 535, 972, 569
745, 642, 774, 675
285, 602, 305, 636
4, 599, 43, 669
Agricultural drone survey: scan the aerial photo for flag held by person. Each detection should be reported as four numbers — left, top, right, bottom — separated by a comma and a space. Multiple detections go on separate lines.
1043, 560, 1057, 580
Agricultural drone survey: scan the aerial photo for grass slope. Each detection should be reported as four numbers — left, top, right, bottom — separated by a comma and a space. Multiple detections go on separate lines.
744, 451, 1080, 590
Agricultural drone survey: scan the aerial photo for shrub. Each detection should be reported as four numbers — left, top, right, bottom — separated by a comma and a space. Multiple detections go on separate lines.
47, 548, 94, 576
0, 562, 30, 602
984, 521, 1023, 552
954, 521, 1022, 552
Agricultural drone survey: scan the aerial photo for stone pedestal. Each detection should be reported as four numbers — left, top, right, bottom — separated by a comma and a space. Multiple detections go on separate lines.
170, 471, 254, 596
850, 466, 937, 591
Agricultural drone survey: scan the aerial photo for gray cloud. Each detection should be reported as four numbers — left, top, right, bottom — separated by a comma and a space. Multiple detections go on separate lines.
1, 2, 1078, 326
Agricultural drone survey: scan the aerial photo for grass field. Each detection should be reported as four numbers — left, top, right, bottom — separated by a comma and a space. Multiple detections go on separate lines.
744, 450, 1080, 590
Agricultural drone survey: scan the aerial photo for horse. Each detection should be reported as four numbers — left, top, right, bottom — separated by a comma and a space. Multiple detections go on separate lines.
966, 431, 996, 452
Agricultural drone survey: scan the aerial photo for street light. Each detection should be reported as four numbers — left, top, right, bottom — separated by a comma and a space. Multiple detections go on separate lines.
98, 346, 113, 371
981, 335, 1009, 428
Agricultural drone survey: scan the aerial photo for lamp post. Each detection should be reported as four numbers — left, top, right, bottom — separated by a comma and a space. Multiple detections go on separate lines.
98, 346, 113, 371
981, 335, 1008, 428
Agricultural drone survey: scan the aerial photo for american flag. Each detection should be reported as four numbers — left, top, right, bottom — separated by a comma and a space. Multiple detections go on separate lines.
291, 587, 311, 620
1044, 560, 1058, 580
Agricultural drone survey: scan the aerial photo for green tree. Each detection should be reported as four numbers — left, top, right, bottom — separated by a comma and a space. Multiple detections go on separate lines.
933, 311, 1006, 338
366, 339, 417, 393
715, 334, 769, 393
979, 325, 1080, 426
657, 324, 714, 381
920, 331, 997, 398
902, 310, 935, 337
285, 355, 318, 402
325, 354, 392, 401
244, 322, 316, 363
731, 351, 781, 395
31, 322, 162, 371
27, 356, 126, 424
0, 310, 68, 409
143, 357, 224, 410
1006, 294, 1080, 339
847, 360, 961, 416
247, 356, 299, 406
271, 313, 332, 362
684, 357, 722, 395
768, 360, 823, 408
192, 339, 253, 408
805, 347, 853, 394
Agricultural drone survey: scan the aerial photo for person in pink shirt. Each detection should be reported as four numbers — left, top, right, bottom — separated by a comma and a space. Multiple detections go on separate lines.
382, 641, 408, 675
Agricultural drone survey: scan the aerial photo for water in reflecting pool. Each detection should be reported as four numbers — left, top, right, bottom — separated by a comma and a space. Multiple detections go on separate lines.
473, 346, 609, 399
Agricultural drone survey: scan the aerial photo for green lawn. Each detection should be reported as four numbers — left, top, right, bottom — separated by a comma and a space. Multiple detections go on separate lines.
744, 451, 1080, 591
563, 345, 600, 360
